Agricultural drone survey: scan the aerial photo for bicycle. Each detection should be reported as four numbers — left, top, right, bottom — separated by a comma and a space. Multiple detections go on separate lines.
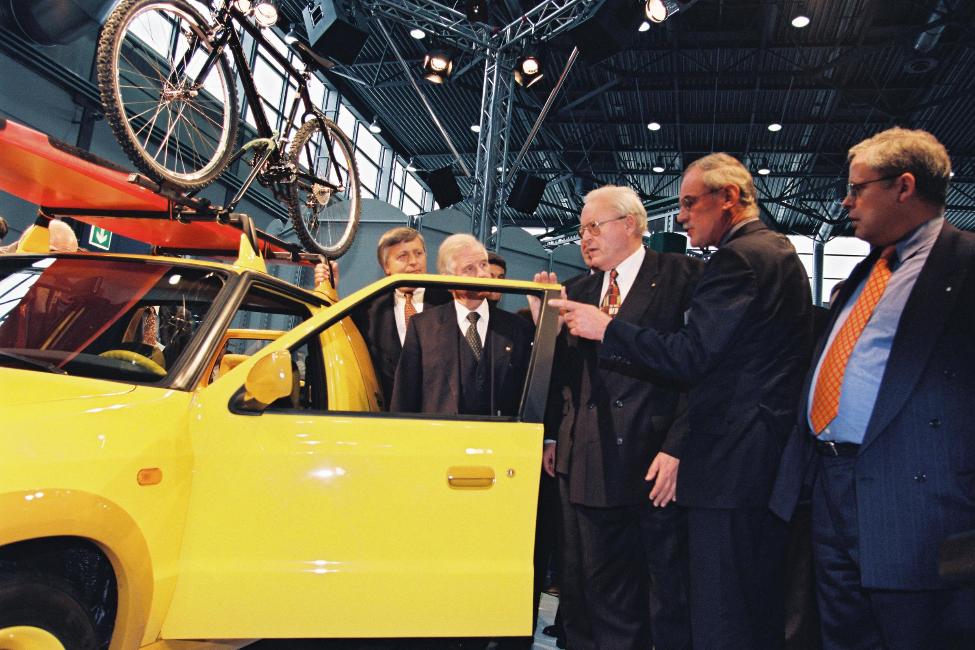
96, 0, 361, 257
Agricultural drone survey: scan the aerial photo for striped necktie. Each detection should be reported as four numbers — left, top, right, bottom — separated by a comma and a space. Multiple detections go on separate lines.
600, 269, 621, 317
809, 246, 896, 434
465, 311, 482, 361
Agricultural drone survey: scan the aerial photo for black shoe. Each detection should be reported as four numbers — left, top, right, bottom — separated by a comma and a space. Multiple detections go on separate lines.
542, 625, 559, 638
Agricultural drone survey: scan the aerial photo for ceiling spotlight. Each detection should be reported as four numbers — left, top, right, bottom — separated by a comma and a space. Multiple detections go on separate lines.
252, 0, 278, 28
284, 23, 298, 45
638, 21, 651, 32
758, 166, 771, 175
410, 28, 426, 39
652, 163, 665, 173
470, 124, 481, 133
466, 0, 488, 23
645, 0, 675, 23
232, 0, 252, 12
514, 54, 544, 88
768, 122, 782, 132
368, 117, 381, 134
647, 122, 661, 131
405, 157, 417, 172
791, 14, 810, 28
422, 50, 453, 84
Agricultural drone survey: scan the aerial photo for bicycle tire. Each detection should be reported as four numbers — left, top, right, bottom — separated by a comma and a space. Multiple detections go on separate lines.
285, 116, 361, 258
97, 0, 239, 190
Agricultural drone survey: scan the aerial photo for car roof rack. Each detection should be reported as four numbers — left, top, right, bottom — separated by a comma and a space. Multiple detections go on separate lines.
0, 117, 321, 267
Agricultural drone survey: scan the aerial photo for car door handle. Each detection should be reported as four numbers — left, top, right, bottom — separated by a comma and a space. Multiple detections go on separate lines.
447, 466, 495, 489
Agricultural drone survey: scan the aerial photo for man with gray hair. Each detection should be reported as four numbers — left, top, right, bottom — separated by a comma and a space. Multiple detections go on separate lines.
538, 184, 702, 650
389, 233, 533, 417
772, 127, 975, 648
554, 155, 813, 648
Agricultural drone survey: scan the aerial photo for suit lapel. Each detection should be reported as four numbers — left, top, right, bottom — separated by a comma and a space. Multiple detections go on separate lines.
614, 249, 659, 323
862, 224, 970, 448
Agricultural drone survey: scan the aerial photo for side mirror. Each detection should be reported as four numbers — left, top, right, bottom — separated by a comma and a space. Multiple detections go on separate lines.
242, 350, 293, 407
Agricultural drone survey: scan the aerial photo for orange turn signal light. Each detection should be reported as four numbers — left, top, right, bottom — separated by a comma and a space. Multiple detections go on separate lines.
137, 468, 163, 486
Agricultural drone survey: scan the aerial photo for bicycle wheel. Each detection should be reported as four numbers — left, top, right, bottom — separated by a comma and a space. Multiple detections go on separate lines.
286, 116, 361, 258
97, 0, 239, 190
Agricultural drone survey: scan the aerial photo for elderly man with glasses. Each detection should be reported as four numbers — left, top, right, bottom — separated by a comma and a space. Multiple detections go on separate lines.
553, 155, 813, 649
537, 184, 703, 650
770, 128, 975, 649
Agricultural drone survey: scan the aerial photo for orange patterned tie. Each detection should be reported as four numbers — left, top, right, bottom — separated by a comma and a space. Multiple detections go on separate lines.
403, 291, 417, 325
809, 246, 896, 434
601, 269, 621, 317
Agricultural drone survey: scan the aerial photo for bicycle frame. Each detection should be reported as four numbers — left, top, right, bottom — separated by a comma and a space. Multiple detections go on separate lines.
176, 2, 344, 210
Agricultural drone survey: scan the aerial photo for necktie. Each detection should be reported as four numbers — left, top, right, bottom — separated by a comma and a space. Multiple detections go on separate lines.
601, 269, 621, 317
465, 311, 482, 361
403, 291, 417, 325
809, 246, 896, 434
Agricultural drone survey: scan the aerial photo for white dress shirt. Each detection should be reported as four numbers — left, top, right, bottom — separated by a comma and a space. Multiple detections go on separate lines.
453, 298, 490, 346
394, 287, 426, 345
600, 246, 646, 305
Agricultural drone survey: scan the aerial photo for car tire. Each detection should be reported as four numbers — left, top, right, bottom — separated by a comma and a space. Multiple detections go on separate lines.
0, 570, 99, 650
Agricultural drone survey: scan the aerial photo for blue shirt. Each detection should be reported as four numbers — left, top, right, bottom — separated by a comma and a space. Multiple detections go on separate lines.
807, 217, 944, 443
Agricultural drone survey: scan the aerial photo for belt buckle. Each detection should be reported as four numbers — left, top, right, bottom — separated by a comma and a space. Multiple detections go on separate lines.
823, 440, 839, 456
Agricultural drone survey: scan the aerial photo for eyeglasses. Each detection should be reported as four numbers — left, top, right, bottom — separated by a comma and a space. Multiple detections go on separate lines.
846, 174, 900, 199
577, 214, 628, 238
679, 188, 720, 211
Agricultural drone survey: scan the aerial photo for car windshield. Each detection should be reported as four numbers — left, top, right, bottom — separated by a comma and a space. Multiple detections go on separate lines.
0, 256, 226, 383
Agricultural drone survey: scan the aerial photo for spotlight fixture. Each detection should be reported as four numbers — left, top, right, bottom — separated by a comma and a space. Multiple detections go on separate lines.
284, 23, 298, 45
252, 0, 278, 28
405, 157, 417, 172
368, 117, 381, 134
758, 166, 771, 176
470, 124, 481, 133
514, 54, 544, 88
646, 0, 680, 23
647, 121, 661, 131
768, 122, 782, 132
638, 21, 651, 32
466, 0, 488, 23
422, 50, 453, 84
232, 0, 252, 12
652, 162, 665, 173
791, 14, 810, 28
410, 28, 426, 39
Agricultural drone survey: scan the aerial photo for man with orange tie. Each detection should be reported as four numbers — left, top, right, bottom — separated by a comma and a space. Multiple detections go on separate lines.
346, 227, 450, 408
770, 128, 975, 648
553, 157, 812, 649
541, 185, 702, 650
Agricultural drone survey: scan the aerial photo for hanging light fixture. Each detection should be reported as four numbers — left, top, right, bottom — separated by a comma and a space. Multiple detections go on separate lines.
410, 28, 426, 39
638, 21, 651, 32
405, 157, 417, 172
514, 54, 544, 88
252, 0, 278, 28
470, 124, 481, 133
791, 4, 811, 28
647, 121, 662, 131
652, 161, 665, 173
284, 23, 298, 45
423, 50, 453, 84
368, 117, 381, 134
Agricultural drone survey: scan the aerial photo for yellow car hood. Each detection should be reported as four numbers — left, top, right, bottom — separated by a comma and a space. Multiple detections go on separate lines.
0, 367, 136, 407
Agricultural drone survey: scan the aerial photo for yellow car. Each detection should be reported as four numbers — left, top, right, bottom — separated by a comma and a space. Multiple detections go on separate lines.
0, 242, 560, 649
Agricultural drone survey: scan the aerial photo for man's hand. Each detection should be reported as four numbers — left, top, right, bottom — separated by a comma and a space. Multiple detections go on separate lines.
542, 441, 557, 478
646, 452, 679, 507
548, 298, 612, 341
314, 260, 340, 288
527, 271, 565, 330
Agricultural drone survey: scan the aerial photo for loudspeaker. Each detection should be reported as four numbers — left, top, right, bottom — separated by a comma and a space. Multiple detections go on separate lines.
568, 3, 642, 65
648, 231, 687, 254
423, 167, 463, 208
303, 0, 369, 65
1, 0, 114, 45
506, 172, 546, 213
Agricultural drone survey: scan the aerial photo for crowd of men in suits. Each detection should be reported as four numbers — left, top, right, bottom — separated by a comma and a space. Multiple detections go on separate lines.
321, 125, 973, 649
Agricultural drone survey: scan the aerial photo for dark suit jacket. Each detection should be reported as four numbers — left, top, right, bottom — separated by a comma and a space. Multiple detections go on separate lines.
352, 286, 451, 408
389, 301, 534, 416
770, 221, 975, 590
601, 221, 814, 509
550, 249, 703, 508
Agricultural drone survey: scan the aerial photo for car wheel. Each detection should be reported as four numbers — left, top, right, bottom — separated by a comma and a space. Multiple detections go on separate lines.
0, 571, 98, 650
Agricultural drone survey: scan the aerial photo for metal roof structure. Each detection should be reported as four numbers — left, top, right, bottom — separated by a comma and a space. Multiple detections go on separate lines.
276, 0, 973, 242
